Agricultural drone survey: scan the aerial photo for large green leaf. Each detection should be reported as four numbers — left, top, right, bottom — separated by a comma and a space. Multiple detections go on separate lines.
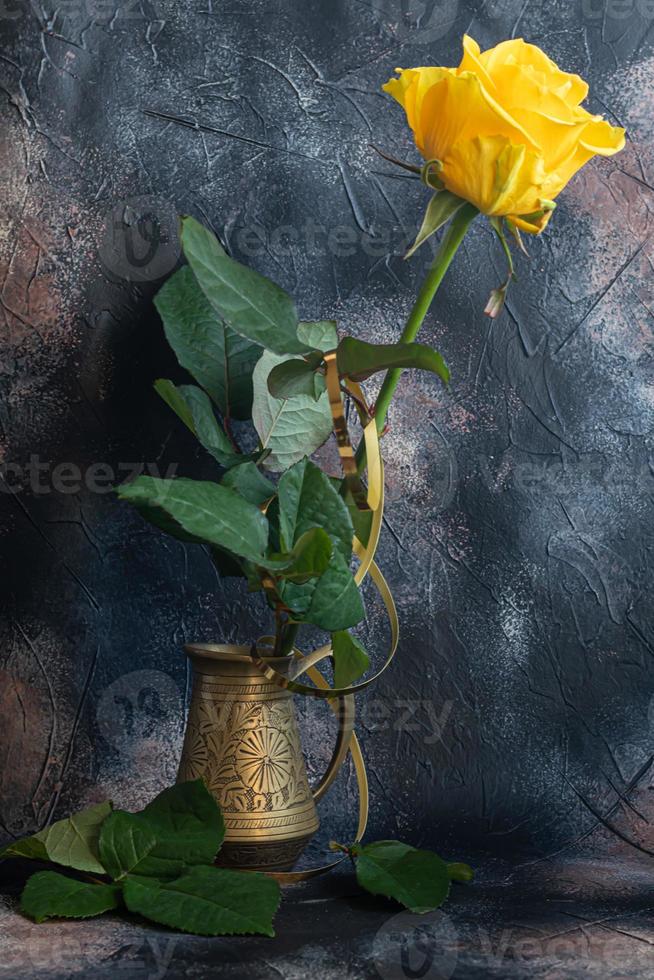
181, 216, 307, 356
155, 380, 260, 470
99, 811, 158, 880
332, 630, 370, 687
303, 553, 365, 631
278, 458, 353, 561
155, 265, 261, 421
124, 497, 208, 546
123, 865, 281, 937
139, 781, 225, 870
405, 191, 467, 259
283, 551, 364, 631
0, 802, 112, 875
353, 841, 451, 914
99, 781, 225, 882
297, 320, 338, 352
117, 477, 269, 562
220, 461, 275, 507
178, 385, 240, 466
119, 467, 253, 575
263, 527, 332, 584
21, 872, 122, 924
337, 338, 449, 385
276, 460, 361, 630
252, 352, 333, 472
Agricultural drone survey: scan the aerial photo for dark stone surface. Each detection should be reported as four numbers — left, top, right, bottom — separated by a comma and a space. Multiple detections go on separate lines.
1, 0, 654, 975
3, 854, 654, 978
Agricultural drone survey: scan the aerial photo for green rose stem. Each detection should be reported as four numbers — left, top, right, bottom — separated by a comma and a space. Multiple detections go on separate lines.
355, 201, 478, 473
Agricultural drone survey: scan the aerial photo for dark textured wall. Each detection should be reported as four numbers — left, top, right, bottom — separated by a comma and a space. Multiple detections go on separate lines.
1, 0, 653, 866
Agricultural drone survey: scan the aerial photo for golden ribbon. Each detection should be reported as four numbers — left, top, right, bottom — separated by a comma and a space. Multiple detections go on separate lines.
252, 351, 399, 882
323, 350, 369, 510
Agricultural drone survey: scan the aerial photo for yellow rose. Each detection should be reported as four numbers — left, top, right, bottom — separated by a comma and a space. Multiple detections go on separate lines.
383, 36, 625, 233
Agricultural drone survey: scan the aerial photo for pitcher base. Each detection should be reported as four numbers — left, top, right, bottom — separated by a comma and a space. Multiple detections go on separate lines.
216, 835, 314, 872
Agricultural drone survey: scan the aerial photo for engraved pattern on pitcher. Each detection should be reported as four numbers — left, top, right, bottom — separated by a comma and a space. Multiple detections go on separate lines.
180, 695, 312, 814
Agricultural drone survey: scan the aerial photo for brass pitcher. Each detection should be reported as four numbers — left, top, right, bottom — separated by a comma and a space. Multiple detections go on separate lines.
177, 643, 355, 872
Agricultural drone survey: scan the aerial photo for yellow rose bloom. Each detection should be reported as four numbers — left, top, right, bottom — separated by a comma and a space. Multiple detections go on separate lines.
383, 36, 625, 233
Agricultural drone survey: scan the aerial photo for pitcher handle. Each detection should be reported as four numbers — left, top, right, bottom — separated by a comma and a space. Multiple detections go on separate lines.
288, 647, 356, 803
310, 689, 356, 804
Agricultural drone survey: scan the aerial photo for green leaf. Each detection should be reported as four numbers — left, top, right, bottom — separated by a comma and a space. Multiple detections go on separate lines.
275, 459, 362, 630
124, 497, 207, 546
179, 385, 241, 466
353, 841, 451, 914
155, 265, 261, 420
297, 320, 338, 352
138, 781, 225, 872
252, 352, 333, 472
263, 527, 333, 583
405, 191, 467, 259
117, 477, 269, 563
154, 377, 195, 432
303, 553, 365, 631
447, 862, 474, 883
155, 380, 256, 470
0, 802, 112, 875
278, 458, 353, 561
267, 358, 325, 400
217, 462, 275, 576
123, 865, 281, 937
0, 836, 49, 863
332, 631, 370, 687
220, 461, 275, 507
99, 811, 158, 881
21, 872, 122, 924
100, 781, 225, 882
337, 337, 449, 386
181, 216, 308, 356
